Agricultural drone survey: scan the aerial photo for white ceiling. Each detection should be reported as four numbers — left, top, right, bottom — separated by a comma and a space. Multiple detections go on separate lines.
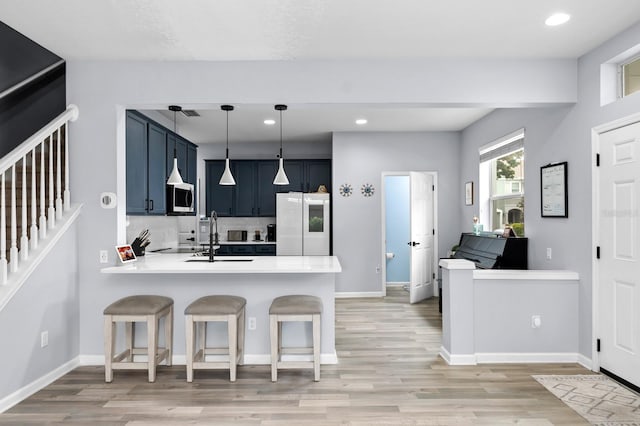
3, 0, 640, 143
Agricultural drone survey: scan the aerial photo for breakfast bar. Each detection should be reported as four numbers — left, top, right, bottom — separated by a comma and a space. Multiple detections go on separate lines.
101, 255, 342, 365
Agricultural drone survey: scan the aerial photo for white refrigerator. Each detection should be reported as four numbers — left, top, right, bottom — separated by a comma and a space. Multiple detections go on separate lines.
276, 192, 330, 255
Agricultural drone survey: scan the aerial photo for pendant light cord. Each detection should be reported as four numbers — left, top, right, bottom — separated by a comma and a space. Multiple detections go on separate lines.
226, 108, 230, 158
279, 108, 283, 158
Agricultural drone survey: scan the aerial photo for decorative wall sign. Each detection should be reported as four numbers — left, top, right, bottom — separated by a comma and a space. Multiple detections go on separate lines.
465, 181, 473, 205
541, 161, 568, 217
361, 183, 375, 197
339, 183, 353, 197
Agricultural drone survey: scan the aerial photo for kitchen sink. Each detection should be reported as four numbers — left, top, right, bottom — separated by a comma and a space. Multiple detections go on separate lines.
185, 258, 254, 262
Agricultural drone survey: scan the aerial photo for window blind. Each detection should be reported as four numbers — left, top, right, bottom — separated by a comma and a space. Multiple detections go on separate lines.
479, 129, 525, 163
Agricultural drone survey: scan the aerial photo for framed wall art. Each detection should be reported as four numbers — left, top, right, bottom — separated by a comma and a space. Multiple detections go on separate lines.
541, 161, 568, 218
465, 181, 473, 205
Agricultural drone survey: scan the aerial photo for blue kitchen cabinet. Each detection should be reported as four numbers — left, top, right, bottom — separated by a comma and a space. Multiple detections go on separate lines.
125, 112, 148, 214
127, 110, 197, 215
147, 122, 168, 214
205, 160, 234, 216
256, 160, 278, 216
234, 161, 256, 217
305, 159, 331, 193
255, 245, 276, 255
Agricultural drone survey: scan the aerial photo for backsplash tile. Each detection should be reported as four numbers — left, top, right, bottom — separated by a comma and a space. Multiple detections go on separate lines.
127, 215, 276, 249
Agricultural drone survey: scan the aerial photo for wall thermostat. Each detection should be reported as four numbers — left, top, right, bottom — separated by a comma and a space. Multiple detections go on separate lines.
100, 192, 117, 209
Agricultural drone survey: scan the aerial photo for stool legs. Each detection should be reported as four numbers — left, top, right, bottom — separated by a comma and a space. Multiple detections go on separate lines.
313, 313, 321, 382
270, 315, 278, 382
147, 314, 157, 382
185, 314, 195, 382
104, 316, 115, 383
165, 305, 173, 367
270, 313, 322, 382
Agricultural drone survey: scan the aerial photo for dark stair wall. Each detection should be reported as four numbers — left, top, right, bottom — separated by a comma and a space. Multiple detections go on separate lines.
0, 21, 66, 158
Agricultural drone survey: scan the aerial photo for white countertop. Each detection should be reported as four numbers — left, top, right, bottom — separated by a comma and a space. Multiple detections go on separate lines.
198, 241, 276, 245
101, 254, 342, 274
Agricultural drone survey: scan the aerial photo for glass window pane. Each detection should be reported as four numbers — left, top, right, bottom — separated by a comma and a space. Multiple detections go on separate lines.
492, 149, 524, 197
309, 205, 324, 232
491, 196, 524, 234
623, 58, 640, 97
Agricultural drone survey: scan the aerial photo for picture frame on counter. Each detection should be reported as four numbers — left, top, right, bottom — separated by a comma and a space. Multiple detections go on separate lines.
540, 161, 568, 218
115, 244, 137, 263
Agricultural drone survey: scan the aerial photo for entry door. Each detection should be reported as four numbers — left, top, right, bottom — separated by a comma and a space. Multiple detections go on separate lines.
598, 121, 640, 388
409, 172, 434, 304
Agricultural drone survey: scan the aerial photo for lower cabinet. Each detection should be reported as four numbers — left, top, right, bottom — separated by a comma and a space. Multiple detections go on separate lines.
215, 244, 276, 256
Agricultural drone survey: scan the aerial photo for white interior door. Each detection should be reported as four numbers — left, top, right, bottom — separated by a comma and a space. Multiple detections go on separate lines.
598, 121, 640, 388
409, 172, 434, 304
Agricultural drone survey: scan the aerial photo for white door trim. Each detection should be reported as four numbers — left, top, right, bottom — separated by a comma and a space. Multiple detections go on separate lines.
380, 171, 438, 297
591, 111, 640, 372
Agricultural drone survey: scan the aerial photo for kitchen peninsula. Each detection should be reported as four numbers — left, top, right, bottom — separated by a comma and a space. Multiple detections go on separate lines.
101, 254, 341, 365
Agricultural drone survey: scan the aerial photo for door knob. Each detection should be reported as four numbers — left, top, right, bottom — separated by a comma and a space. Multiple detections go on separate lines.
407, 241, 421, 246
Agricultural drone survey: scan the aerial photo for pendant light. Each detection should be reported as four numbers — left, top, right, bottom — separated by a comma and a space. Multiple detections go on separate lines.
219, 105, 236, 185
273, 104, 289, 185
167, 105, 185, 185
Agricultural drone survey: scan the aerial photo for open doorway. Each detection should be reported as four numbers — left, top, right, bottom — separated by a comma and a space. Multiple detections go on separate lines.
381, 171, 438, 303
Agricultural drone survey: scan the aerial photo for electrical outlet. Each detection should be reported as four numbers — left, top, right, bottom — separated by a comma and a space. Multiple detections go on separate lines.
248, 317, 257, 330
375, 265, 381, 273
99, 250, 108, 263
41, 331, 48, 348
531, 315, 542, 328
546, 248, 552, 260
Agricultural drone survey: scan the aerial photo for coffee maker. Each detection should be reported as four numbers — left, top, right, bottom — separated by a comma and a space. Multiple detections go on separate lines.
266, 224, 276, 242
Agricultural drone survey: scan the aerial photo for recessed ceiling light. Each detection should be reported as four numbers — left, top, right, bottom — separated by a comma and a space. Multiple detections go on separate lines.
264, 119, 276, 125
545, 13, 570, 26
355, 119, 368, 125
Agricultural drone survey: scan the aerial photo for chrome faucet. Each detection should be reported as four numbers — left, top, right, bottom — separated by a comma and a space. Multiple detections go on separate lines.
209, 210, 219, 262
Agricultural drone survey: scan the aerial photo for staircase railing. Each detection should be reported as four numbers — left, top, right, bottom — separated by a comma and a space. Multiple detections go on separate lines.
0, 104, 79, 284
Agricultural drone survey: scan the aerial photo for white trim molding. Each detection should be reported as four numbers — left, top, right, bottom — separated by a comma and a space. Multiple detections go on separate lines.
336, 291, 384, 298
0, 357, 80, 413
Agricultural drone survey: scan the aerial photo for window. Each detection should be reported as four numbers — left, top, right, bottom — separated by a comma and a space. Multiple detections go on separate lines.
622, 56, 640, 98
479, 130, 525, 236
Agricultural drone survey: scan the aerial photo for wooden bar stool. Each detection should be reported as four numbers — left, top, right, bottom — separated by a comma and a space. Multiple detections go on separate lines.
184, 295, 246, 382
269, 295, 322, 382
103, 295, 174, 383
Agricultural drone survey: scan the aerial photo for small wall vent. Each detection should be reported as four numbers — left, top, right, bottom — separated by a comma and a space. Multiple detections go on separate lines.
181, 110, 200, 117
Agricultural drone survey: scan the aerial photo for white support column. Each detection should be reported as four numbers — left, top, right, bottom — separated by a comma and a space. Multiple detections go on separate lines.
39, 140, 47, 239
48, 134, 55, 229
1, 172, 7, 285
10, 165, 18, 272
30, 147, 38, 250
63, 122, 70, 211
438, 259, 476, 366
55, 127, 62, 220
20, 156, 28, 261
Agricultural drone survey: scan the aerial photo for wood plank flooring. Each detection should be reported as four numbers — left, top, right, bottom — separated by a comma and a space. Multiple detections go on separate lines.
0, 288, 591, 425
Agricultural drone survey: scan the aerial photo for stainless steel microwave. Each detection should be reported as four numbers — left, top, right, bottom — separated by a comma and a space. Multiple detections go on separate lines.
167, 182, 194, 214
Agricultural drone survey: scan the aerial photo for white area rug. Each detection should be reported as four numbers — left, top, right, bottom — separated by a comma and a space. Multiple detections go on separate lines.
533, 374, 640, 426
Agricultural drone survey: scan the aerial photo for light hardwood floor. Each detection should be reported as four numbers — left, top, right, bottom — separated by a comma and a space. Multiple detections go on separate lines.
0, 288, 591, 425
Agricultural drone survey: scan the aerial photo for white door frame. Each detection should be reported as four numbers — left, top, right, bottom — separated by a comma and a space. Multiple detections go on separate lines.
380, 171, 439, 297
591, 111, 640, 371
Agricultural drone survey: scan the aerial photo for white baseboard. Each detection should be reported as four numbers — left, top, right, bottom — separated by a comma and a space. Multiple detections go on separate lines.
335, 291, 384, 298
475, 352, 585, 364
386, 282, 409, 287
80, 352, 339, 366
0, 357, 80, 413
439, 349, 591, 366
577, 353, 593, 370
439, 346, 477, 365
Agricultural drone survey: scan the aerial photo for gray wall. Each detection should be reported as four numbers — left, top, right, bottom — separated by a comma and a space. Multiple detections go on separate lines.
332, 131, 460, 293
0, 221, 80, 401
460, 21, 640, 358
65, 57, 575, 355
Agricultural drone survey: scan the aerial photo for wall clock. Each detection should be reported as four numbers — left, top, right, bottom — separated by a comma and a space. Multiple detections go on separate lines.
361, 183, 375, 197
339, 183, 353, 197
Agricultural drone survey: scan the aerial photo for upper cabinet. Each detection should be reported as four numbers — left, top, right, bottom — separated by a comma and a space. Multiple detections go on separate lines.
205, 159, 331, 217
126, 110, 198, 215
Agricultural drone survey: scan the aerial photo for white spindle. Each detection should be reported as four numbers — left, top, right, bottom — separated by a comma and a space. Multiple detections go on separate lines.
20, 156, 28, 261
30, 147, 38, 250
63, 123, 70, 211
1, 172, 7, 285
55, 127, 62, 220
48, 134, 55, 229
39, 140, 47, 239
10, 165, 18, 272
